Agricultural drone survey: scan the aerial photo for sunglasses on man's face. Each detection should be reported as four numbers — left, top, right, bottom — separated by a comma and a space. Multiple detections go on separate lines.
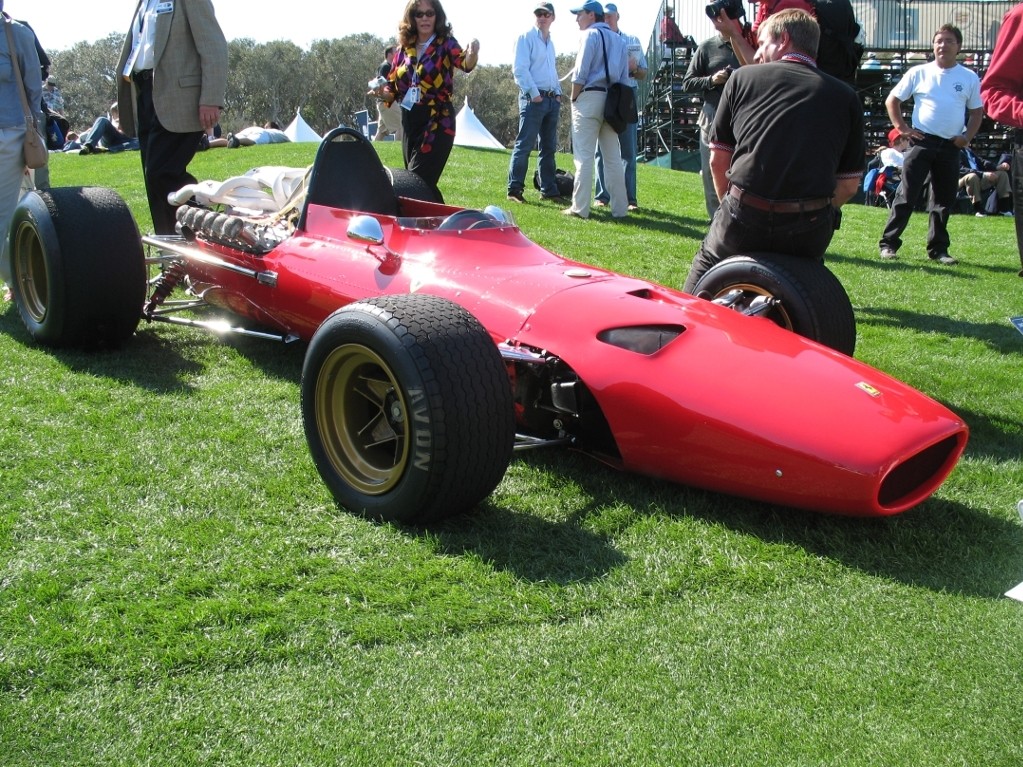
414, 9, 435, 18
535, 11, 552, 17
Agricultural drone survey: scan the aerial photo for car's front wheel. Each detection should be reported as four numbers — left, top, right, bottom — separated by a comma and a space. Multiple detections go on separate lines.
301, 294, 514, 524
692, 253, 856, 356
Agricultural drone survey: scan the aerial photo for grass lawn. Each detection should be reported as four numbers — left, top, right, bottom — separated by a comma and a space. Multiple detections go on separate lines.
2, 141, 1022, 766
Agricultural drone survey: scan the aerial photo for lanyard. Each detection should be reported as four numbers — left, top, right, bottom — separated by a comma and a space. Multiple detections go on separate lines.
409, 34, 435, 87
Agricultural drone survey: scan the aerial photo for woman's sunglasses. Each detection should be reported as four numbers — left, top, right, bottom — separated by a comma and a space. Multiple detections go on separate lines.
414, 10, 436, 18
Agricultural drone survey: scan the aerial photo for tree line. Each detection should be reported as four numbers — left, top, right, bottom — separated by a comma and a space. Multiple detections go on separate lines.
48, 33, 576, 151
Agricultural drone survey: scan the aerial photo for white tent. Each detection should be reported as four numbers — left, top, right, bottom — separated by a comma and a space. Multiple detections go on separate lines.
284, 110, 322, 143
454, 98, 505, 150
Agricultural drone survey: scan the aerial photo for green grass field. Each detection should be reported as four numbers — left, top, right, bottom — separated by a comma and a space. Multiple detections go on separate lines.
2, 142, 1022, 766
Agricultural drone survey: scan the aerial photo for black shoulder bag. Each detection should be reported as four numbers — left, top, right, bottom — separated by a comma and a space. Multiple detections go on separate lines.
599, 31, 637, 135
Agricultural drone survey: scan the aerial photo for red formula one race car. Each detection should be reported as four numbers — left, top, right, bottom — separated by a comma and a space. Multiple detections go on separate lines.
3, 128, 968, 524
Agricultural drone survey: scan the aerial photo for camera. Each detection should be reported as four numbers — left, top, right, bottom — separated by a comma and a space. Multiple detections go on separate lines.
705, 0, 745, 20
368, 75, 387, 90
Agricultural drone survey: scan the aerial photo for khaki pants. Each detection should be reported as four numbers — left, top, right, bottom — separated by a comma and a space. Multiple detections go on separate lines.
374, 101, 403, 142
958, 169, 1010, 204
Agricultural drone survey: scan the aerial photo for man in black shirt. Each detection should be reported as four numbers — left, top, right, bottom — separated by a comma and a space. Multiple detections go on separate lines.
682, 33, 740, 219
682, 8, 864, 294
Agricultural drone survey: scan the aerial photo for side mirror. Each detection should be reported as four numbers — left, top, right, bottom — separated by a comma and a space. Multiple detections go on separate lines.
347, 215, 385, 247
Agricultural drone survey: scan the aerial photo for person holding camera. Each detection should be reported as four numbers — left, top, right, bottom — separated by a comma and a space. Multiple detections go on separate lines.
682, 32, 740, 219
372, 46, 404, 142
682, 8, 864, 294
374, 0, 479, 200
708, 0, 861, 85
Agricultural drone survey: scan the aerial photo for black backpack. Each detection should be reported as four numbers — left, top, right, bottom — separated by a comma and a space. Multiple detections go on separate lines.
811, 0, 864, 84
533, 168, 574, 197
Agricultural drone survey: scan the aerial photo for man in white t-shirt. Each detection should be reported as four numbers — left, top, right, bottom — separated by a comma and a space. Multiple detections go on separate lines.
877, 24, 983, 265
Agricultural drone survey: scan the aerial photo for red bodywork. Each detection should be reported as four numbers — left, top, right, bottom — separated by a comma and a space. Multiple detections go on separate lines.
170, 196, 967, 517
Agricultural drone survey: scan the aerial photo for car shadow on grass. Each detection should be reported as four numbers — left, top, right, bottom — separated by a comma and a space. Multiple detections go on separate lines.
0, 303, 310, 394
855, 304, 1023, 355
429, 499, 631, 586
494, 449, 1023, 600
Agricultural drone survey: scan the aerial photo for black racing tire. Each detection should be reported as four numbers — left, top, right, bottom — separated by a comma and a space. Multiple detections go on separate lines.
301, 294, 514, 524
692, 253, 856, 356
8, 187, 145, 348
385, 166, 444, 205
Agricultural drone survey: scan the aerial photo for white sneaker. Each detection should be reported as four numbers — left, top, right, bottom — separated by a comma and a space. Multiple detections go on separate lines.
975, 212, 986, 217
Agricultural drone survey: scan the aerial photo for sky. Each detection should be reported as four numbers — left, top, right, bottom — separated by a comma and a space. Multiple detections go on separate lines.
12, 0, 699, 68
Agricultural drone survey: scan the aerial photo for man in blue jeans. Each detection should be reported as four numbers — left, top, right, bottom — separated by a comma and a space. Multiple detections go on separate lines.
507, 1, 563, 203
594, 2, 647, 210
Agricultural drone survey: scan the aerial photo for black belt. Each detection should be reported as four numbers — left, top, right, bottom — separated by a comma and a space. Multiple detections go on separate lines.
132, 69, 153, 83
582, 86, 607, 92
538, 90, 560, 98
728, 185, 831, 213
918, 132, 955, 144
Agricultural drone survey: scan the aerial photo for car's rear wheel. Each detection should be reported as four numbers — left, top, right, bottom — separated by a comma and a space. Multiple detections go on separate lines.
692, 253, 856, 356
8, 187, 145, 348
301, 294, 514, 524
385, 167, 443, 204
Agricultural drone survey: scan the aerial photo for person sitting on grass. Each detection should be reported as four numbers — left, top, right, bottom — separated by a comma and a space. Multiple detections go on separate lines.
78, 103, 138, 154
959, 147, 1013, 216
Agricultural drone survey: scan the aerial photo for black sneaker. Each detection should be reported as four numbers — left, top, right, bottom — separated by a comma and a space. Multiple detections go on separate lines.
930, 253, 958, 265
507, 190, 525, 203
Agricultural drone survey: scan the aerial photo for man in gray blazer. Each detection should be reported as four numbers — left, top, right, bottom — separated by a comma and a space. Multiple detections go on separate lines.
117, 0, 228, 234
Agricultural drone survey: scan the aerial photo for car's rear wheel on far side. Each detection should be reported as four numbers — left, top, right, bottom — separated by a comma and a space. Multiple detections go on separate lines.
692, 253, 857, 356
301, 294, 514, 524
385, 167, 443, 205
7, 187, 145, 348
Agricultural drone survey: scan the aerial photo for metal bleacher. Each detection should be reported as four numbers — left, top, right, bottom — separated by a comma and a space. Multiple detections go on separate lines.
638, 0, 1017, 171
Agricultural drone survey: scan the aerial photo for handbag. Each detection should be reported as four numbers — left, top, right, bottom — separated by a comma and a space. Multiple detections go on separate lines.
599, 32, 638, 135
4, 16, 49, 169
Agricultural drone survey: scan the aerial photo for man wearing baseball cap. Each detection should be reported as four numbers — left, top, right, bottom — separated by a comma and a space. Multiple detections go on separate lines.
563, 0, 630, 218
508, 2, 564, 203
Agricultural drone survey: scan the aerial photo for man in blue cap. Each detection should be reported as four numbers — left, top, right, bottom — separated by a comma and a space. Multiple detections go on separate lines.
507, 2, 564, 203
594, 3, 647, 211
563, 0, 630, 219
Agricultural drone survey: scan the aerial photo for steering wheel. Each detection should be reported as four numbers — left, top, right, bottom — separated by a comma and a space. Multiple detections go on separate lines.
436, 209, 494, 231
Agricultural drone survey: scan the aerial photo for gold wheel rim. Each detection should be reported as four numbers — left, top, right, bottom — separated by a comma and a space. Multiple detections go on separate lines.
713, 282, 795, 332
13, 221, 48, 323
314, 344, 410, 495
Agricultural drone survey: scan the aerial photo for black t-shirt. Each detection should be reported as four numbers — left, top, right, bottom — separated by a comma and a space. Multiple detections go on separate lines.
681, 36, 740, 111
377, 60, 391, 79
711, 59, 865, 200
